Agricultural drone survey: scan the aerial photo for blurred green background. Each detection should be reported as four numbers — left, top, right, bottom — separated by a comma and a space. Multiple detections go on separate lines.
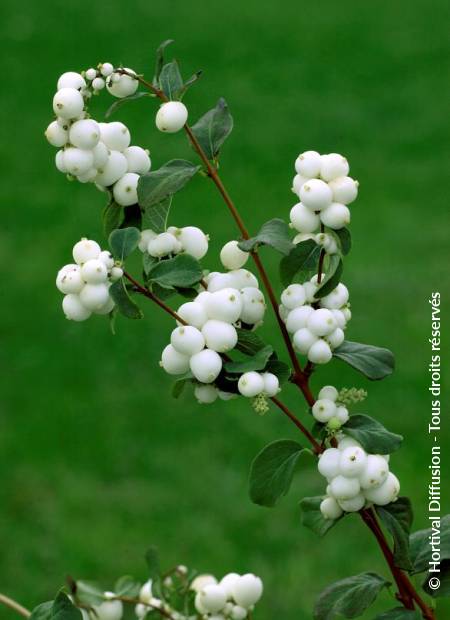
1, 0, 449, 617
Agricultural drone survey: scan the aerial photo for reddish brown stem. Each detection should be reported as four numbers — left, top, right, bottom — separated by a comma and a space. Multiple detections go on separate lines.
123, 271, 187, 325
124, 67, 435, 619
271, 397, 322, 454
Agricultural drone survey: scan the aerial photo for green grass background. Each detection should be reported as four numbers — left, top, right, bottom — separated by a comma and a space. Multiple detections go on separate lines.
1, 0, 449, 617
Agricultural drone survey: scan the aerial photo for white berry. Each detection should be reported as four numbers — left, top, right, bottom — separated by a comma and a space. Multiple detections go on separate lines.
176, 226, 208, 259
320, 496, 343, 520
312, 399, 337, 423
190, 349, 223, 383
295, 150, 322, 178
204, 288, 243, 324
113, 173, 139, 206
299, 179, 332, 211
45, 121, 68, 147
79, 283, 110, 311
307, 309, 337, 337
307, 339, 332, 364
240, 287, 265, 324
195, 384, 219, 404
328, 176, 358, 204
238, 372, 264, 398
220, 241, 249, 270
62, 294, 91, 321
57, 71, 86, 91
320, 203, 351, 229
161, 344, 190, 375
293, 328, 318, 354
106, 69, 138, 98
171, 326, 205, 356
156, 102, 188, 133
73, 239, 101, 264
329, 475, 360, 501
320, 153, 349, 182
281, 284, 306, 310
286, 305, 314, 333
123, 146, 151, 174
232, 574, 263, 608
53, 88, 84, 119
318, 448, 341, 479
290, 203, 320, 233
262, 372, 280, 397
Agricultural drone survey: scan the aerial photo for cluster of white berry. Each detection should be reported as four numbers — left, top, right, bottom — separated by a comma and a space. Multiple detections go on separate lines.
56, 239, 122, 322
45, 66, 151, 205
311, 385, 349, 428
192, 572, 263, 619
139, 226, 209, 260
279, 277, 350, 364
290, 151, 358, 232
318, 418, 400, 520
160, 241, 275, 404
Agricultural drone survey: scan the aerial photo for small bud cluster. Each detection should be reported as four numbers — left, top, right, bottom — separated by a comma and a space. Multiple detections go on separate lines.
290, 151, 358, 232
318, 435, 400, 520
139, 226, 209, 260
46, 67, 151, 205
337, 387, 368, 406
311, 385, 349, 428
279, 277, 351, 364
56, 239, 122, 321
193, 572, 263, 619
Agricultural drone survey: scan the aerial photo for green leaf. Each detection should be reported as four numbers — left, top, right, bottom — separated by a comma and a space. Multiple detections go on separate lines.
141, 196, 172, 235
249, 439, 303, 507
314, 572, 390, 620
172, 374, 192, 399
103, 199, 124, 237
105, 92, 150, 119
345, 414, 403, 454
374, 608, 421, 619
147, 254, 203, 288
138, 160, 200, 209
143, 253, 158, 277
180, 71, 203, 97
315, 256, 343, 298
264, 359, 292, 385
30, 601, 53, 620
191, 98, 234, 160
279, 239, 321, 287
409, 514, 450, 574
235, 328, 268, 355
376, 498, 413, 570
52, 591, 82, 620
333, 341, 395, 381
109, 279, 144, 320
145, 545, 161, 581
75, 581, 104, 605
114, 575, 141, 598
153, 39, 174, 86
422, 559, 450, 598
225, 345, 273, 374
159, 60, 184, 100
333, 227, 352, 255
109, 227, 140, 261
238, 219, 294, 256
300, 496, 342, 537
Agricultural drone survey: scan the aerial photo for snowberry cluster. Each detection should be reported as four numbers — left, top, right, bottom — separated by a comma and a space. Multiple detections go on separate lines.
161, 274, 265, 385
318, 434, 400, 520
279, 276, 351, 364
311, 385, 349, 428
160, 247, 273, 404
45, 66, 151, 205
290, 151, 358, 232
56, 239, 122, 321
192, 572, 263, 619
139, 226, 209, 260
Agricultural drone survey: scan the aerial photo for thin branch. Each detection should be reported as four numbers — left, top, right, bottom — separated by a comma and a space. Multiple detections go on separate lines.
271, 397, 322, 454
121, 67, 435, 619
123, 271, 187, 325
0, 594, 31, 618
